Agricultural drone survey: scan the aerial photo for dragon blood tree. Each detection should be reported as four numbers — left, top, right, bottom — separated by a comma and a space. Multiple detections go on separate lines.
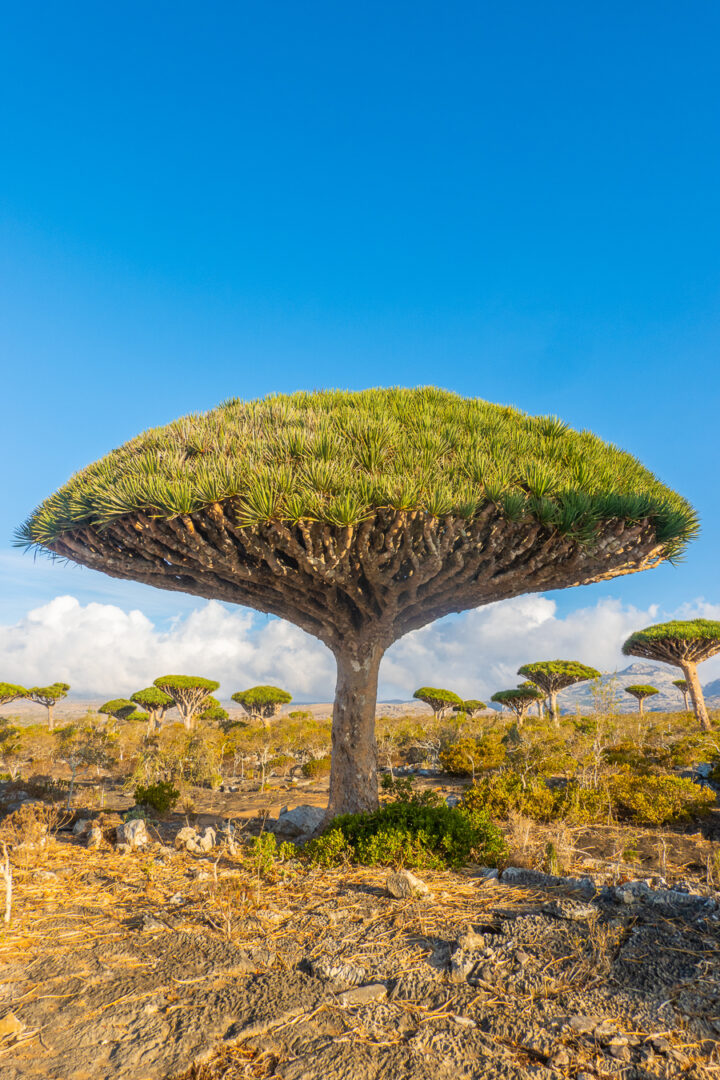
153, 676, 220, 732
491, 685, 544, 724
17, 388, 698, 818
623, 620, 720, 731
413, 687, 462, 720
130, 687, 174, 736
99, 698, 138, 724
0, 684, 27, 708
624, 684, 659, 716
28, 683, 70, 731
517, 661, 601, 722
231, 686, 292, 729
673, 679, 690, 712
452, 699, 486, 718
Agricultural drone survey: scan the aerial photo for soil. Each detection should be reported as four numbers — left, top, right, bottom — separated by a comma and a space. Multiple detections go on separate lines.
0, 781, 719, 1080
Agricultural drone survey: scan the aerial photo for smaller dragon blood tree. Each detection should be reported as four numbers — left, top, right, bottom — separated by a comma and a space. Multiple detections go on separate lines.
231, 686, 292, 729
624, 684, 659, 716
130, 687, 174, 736
153, 676, 220, 732
491, 685, 544, 724
452, 699, 486, 718
623, 620, 720, 731
99, 699, 139, 724
672, 679, 690, 712
413, 687, 462, 720
28, 683, 70, 731
517, 661, 600, 722
0, 684, 27, 708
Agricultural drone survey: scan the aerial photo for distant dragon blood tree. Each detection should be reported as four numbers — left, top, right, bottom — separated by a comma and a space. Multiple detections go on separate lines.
491, 686, 544, 723
413, 687, 462, 720
517, 660, 601, 721
623, 620, 720, 731
153, 676, 220, 732
672, 679, 690, 712
17, 388, 699, 818
231, 686, 292, 728
0, 684, 27, 708
131, 687, 174, 736
453, 699, 486, 718
28, 683, 70, 731
99, 698, 138, 724
624, 684, 659, 716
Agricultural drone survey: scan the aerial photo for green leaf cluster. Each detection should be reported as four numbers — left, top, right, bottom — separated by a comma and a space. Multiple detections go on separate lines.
130, 687, 174, 710
413, 687, 462, 711
623, 619, 720, 653
624, 684, 659, 699
232, 686, 292, 709
0, 683, 28, 705
18, 387, 697, 559
491, 687, 544, 707
99, 698, 138, 721
154, 675, 220, 694
518, 660, 600, 689
29, 682, 70, 705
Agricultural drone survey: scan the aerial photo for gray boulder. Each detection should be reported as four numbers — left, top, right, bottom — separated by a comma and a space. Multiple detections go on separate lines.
270, 804, 325, 837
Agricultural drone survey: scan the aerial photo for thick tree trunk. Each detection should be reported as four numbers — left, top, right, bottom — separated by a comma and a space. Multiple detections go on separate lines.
47, 704, 55, 732
682, 690, 690, 711
638, 698, 644, 717
548, 691, 558, 723
325, 641, 383, 821
681, 661, 711, 731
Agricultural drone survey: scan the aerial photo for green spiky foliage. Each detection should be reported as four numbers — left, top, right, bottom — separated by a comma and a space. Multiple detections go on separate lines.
28, 682, 70, 731
413, 687, 462, 719
231, 686, 292, 727
199, 696, 229, 725
452, 699, 486, 717
0, 683, 27, 708
18, 387, 697, 556
623, 620, 720, 731
99, 698, 138, 723
131, 686, 174, 734
16, 388, 698, 819
624, 684, 659, 716
517, 660, 601, 720
153, 675, 220, 732
491, 686, 544, 722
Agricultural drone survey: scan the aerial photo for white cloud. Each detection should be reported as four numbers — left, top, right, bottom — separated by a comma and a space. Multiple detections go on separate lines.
2, 593, 720, 701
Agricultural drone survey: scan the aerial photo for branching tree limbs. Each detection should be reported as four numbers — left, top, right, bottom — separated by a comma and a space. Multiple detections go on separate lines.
0, 684, 27, 708
28, 683, 70, 731
623, 620, 720, 731
17, 387, 699, 818
518, 661, 601, 722
153, 676, 220, 732
131, 687, 174, 736
491, 686, 544, 724
231, 686, 292, 729
624, 684, 659, 716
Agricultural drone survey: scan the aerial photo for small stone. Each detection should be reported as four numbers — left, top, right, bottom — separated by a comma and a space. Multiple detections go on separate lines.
72, 818, 93, 837
449, 951, 475, 982
457, 931, 485, 951
569, 1015, 598, 1035
610, 1043, 631, 1061
196, 826, 215, 853
452, 1015, 476, 1027
551, 1048, 571, 1066
651, 1036, 671, 1054
593, 1020, 617, 1041
116, 842, 132, 855
86, 825, 103, 849
515, 949, 532, 965
174, 825, 199, 851
337, 982, 387, 1006
117, 818, 150, 850
386, 870, 430, 899
0, 1011, 24, 1039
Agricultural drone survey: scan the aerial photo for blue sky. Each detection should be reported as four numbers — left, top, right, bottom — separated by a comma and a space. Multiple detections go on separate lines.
1, 3, 719, 695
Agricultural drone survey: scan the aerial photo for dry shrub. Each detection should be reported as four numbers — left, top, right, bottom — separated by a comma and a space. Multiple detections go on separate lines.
0, 804, 69, 865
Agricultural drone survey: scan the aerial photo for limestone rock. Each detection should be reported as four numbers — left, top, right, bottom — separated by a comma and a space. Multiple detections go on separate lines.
337, 982, 387, 1006
117, 818, 150, 850
270, 804, 325, 838
386, 869, 430, 899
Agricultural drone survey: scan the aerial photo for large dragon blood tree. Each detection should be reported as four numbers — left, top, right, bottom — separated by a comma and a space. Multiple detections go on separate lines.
17, 388, 698, 819
623, 620, 720, 731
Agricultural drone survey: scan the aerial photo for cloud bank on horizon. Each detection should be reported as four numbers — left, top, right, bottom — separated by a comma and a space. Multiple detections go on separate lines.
3, 594, 720, 702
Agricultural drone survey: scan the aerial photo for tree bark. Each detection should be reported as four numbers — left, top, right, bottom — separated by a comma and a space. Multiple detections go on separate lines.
324, 642, 383, 820
47, 704, 54, 732
638, 698, 644, 717
681, 661, 711, 731
548, 692, 558, 723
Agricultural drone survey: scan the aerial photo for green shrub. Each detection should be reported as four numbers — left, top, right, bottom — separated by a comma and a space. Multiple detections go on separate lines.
462, 772, 556, 821
305, 786, 507, 870
246, 832, 297, 876
439, 735, 507, 776
134, 780, 180, 814
605, 772, 715, 826
301, 756, 331, 779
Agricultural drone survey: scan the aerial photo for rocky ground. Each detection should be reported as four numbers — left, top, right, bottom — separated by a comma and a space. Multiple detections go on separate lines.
0, 802, 718, 1080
